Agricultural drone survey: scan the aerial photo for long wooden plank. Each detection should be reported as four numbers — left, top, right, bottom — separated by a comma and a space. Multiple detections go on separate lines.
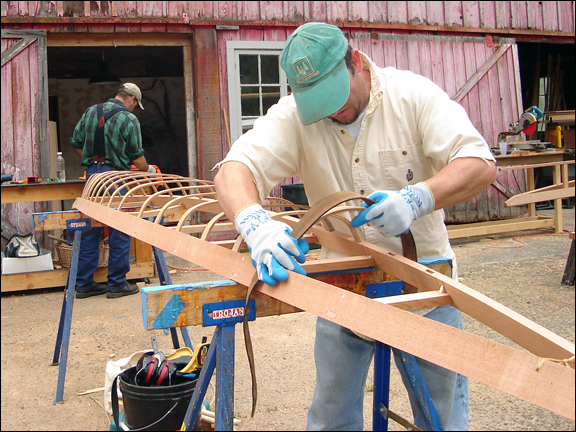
306, 224, 575, 361
446, 216, 555, 238
0, 262, 155, 292
505, 186, 575, 206
498, 159, 574, 171
73, 197, 575, 420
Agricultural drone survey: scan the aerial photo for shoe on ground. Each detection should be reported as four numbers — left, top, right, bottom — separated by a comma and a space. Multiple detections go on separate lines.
76, 282, 108, 299
107, 282, 139, 299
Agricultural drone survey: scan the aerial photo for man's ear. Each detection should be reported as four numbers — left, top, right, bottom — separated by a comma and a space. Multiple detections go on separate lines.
351, 49, 363, 75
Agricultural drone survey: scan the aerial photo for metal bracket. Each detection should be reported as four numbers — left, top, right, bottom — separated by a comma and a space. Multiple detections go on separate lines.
367, 280, 405, 298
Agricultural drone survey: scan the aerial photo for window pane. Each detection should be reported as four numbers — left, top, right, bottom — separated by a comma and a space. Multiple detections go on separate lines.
261, 55, 279, 84
262, 86, 281, 114
241, 86, 260, 117
240, 55, 258, 84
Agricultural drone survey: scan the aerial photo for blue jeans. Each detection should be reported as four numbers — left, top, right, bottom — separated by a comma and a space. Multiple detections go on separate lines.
306, 305, 469, 431
76, 164, 132, 292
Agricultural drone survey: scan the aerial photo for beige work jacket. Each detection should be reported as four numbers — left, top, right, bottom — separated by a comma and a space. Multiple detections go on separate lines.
220, 53, 495, 271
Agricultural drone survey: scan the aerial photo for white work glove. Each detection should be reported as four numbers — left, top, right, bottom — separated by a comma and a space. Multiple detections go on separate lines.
146, 165, 157, 173
350, 183, 434, 237
235, 204, 309, 286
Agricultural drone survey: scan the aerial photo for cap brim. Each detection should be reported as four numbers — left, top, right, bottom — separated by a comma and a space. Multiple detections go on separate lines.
137, 100, 145, 110
291, 59, 350, 125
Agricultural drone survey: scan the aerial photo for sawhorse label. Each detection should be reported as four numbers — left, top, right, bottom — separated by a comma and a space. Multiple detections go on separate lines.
203, 299, 256, 326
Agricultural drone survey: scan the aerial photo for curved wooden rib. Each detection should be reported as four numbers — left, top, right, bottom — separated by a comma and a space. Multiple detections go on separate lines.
200, 212, 228, 241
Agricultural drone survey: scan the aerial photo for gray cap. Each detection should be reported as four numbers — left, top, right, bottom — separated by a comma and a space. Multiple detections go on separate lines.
120, 83, 144, 110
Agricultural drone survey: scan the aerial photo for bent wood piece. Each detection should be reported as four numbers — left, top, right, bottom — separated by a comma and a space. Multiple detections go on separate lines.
73, 197, 575, 420
243, 191, 418, 416
505, 182, 575, 206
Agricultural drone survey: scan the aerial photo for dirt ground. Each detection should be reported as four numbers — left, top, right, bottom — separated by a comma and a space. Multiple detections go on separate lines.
1, 208, 574, 431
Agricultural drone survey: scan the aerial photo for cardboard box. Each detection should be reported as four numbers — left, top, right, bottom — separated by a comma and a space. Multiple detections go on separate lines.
1, 249, 54, 275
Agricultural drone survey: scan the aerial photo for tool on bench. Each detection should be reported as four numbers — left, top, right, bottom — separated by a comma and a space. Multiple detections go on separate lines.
242, 190, 418, 416
497, 105, 544, 143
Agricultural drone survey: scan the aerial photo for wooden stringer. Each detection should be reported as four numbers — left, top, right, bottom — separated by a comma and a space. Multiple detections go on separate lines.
73, 172, 575, 420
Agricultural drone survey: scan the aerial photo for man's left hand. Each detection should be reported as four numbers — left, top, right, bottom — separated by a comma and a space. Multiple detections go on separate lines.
350, 183, 434, 237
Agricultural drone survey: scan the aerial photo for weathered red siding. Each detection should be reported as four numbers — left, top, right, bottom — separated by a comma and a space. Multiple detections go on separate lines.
1, 34, 45, 233
1, 1, 574, 34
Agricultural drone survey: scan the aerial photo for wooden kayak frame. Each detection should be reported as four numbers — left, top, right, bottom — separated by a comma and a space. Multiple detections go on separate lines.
73, 171, 575, 421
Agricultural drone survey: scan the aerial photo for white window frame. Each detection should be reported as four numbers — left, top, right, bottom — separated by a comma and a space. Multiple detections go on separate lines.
226, 41, 289, 142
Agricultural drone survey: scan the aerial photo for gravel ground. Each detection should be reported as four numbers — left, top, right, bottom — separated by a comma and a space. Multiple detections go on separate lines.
1, 208, 574, 431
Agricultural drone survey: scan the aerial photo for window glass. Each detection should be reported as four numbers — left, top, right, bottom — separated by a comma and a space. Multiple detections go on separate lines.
240, 55, 258, 84
241, 86, 261, 117
261, 55, 279, 84
262, 86, 281, 114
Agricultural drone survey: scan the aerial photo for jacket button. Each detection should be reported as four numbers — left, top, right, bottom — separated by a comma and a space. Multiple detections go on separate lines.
402, 150, 408, 156
341, 130, 346, 134
355, 158, 360, 163
359, 189, 365, 195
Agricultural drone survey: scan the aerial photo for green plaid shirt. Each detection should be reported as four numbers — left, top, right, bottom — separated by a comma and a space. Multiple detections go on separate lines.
70, 98, 144, 170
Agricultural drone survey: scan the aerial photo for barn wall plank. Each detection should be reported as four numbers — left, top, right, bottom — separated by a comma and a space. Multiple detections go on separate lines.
194, 27, 223, 181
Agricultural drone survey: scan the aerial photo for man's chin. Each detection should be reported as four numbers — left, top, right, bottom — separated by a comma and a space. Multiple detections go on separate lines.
332, 113, 360, 126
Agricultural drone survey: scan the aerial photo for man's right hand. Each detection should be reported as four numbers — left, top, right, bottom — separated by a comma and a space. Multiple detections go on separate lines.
235, 204, 309, 286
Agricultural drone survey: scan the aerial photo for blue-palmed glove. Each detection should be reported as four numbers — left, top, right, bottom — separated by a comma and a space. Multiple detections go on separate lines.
235, 204, 309, 286
350, 183, 435, 237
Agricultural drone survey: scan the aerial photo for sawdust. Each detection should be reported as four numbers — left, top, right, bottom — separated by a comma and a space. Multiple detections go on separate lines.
1, 209, 574, 431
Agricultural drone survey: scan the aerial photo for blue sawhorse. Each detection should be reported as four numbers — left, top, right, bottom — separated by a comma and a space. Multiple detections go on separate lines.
142, 256, 451, 431
51, 219, 191, 403
142, 278, 255, 430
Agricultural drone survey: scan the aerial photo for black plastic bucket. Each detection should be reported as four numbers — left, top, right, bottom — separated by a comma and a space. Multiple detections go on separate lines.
118, 366, 197, 431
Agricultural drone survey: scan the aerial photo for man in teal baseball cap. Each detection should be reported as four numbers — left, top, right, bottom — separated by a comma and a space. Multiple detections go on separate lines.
215, 21, 497, 431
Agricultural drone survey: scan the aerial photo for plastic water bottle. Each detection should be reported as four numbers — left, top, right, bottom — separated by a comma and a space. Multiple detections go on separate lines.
56, 152, 66, 181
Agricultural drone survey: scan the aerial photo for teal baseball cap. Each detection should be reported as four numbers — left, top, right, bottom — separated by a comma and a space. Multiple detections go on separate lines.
280, 22, 350, 125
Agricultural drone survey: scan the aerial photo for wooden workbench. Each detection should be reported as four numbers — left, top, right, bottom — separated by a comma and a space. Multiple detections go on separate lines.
447, 150, 570, 239
1, 180, 155, 292
0, 180, 86, 204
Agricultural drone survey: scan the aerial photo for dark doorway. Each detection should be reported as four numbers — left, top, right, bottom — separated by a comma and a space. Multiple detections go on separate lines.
47, 46, 188, 179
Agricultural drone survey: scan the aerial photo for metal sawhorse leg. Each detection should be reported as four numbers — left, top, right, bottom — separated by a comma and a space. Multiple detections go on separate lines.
52, 226, 84, 404
370, 258, 451, 431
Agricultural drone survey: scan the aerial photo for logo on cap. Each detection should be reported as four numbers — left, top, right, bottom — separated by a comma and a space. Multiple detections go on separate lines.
293, 57, 320, 84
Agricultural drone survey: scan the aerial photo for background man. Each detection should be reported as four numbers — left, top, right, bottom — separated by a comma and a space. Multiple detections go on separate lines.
71, 83, 157, 299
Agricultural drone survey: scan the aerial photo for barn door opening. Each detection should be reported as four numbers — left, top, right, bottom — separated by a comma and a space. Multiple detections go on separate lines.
47, 43, 190, 186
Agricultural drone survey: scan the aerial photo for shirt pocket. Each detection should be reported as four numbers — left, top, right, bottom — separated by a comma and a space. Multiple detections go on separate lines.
379, 143, 427, 189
